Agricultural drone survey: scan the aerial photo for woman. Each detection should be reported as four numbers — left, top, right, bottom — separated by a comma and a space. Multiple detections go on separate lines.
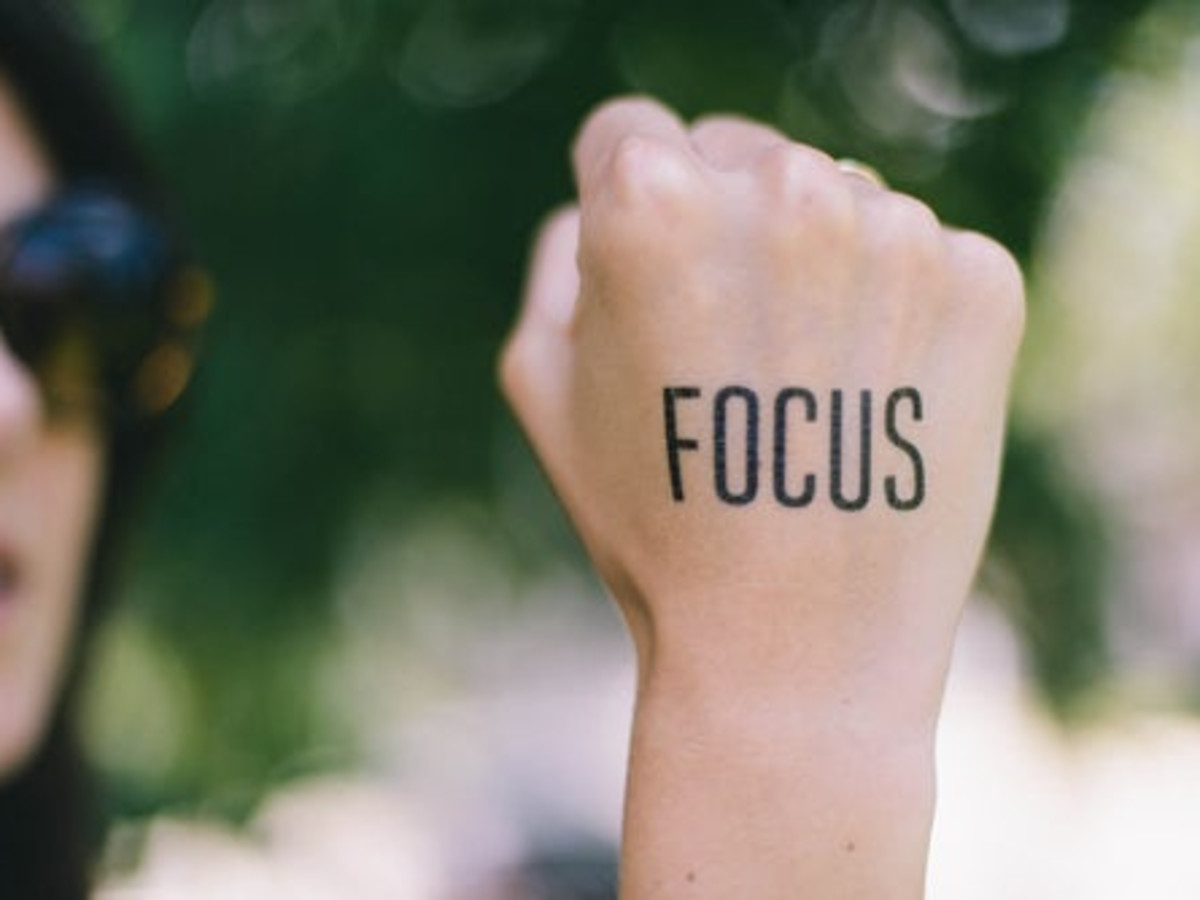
0, 5, 204, 897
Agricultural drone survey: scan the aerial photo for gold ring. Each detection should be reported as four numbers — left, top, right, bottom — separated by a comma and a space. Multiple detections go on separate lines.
836, 158, 886, 189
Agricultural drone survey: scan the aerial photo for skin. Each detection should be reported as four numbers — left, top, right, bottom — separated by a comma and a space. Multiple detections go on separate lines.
0, 74, 105, 779
502, 98, 1023, 898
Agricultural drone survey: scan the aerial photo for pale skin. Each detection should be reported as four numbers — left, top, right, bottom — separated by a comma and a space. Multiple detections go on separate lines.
0, 74, 105, 780
501, 98, 1024, 897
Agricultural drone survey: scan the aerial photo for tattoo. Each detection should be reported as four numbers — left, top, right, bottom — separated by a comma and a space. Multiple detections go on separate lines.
713, 386, 759, 505
830, 389, 871, 511
663, 387, 701, 502
773, 388, 816, 508
664, 385, 926, 511
884, 387, 925, 510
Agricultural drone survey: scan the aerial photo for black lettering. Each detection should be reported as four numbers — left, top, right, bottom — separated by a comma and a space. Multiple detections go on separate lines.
830, 389, 871, 511
714, 385, 759, 505
773, 388, 817, 507
884, 387, 925, 510
664, 386, 701, 501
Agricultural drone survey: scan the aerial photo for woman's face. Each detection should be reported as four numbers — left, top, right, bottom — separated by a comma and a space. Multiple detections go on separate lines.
0, 76, 105, 779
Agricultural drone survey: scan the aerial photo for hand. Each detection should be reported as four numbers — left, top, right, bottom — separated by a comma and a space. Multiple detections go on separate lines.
500, 96, 1024, 898
502, 97, 1021, 715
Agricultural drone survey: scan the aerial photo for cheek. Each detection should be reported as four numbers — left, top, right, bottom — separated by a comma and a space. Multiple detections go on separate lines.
33, 426, 105, 617
0, 425, 105, 779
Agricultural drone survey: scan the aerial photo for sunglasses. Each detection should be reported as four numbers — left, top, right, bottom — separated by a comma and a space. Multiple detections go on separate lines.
0, 185, 211, 424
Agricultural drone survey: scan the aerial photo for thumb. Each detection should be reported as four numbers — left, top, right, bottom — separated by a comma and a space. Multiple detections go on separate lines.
499, 205, 580, 462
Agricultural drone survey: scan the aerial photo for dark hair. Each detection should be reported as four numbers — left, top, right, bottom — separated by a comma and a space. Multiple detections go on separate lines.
0, 3, 186, 897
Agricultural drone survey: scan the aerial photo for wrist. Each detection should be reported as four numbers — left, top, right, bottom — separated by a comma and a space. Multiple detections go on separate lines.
630, 578, 957, 742
621, 671, 938, 899
633, 657, 940, 783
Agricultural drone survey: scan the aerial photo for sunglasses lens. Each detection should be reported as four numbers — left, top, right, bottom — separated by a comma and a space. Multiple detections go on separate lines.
0, 189, 187, 418
0, 271, 74, 373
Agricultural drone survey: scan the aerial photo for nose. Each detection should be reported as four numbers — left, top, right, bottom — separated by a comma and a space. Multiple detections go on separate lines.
0, 339, 39, 465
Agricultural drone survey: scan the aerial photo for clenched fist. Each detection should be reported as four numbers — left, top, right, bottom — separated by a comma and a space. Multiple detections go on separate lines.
501, 97, 1023, 899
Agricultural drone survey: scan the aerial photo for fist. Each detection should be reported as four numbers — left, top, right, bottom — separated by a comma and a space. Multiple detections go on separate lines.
501, 97, 1023, 725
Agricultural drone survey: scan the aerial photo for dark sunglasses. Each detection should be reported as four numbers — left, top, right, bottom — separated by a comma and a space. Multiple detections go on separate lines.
0, 185, 211, 423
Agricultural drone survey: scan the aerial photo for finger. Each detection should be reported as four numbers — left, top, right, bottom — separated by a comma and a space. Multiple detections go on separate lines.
571, 95, 695, 201
689, 114, 787, 171
516, 205, 581, 332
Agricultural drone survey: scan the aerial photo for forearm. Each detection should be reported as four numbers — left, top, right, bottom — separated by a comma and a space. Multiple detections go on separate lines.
620, 665, 937, 900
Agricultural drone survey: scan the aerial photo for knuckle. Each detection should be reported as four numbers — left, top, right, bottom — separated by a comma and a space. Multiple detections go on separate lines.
757, 144, 856, 243
587, 138, 713, 262
950, 230, 1027, 339
758, 142, 812, 186
690, 114, 780, 149
878, 194, 943, 253
688, 113, 734, 138
576, 97, 664, 153
865, 195, 945, 292
497, 332, 533, 403
605, 134, 701, 208
759, 144, 834, 201
596, 95, 667, 126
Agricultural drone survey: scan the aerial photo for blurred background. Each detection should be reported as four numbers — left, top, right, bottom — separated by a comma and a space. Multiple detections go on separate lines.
67, 0, 1200, 896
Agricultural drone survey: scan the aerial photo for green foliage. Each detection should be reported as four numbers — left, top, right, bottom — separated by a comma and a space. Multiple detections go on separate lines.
991, 431, 1112, 717
78, 0, 1162, 809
